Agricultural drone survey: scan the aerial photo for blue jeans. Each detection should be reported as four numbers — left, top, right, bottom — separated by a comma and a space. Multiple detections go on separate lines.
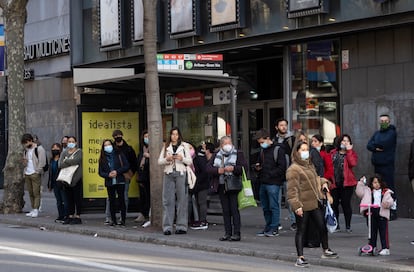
259, 184, 281, 231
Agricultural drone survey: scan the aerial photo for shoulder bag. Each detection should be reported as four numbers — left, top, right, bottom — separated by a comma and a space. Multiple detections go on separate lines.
57, 149, 80, 185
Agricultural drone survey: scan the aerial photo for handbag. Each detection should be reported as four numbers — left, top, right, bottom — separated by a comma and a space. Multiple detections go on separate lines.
325, 200, 338, 233
224, 174, 242, 193
237, 167, 257, 209
186, 166, 197, 189
56, 165, 79, 185
119, 155, 134, 180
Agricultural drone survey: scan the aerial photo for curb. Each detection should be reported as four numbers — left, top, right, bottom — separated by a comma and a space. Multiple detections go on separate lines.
1, 216, 413, 272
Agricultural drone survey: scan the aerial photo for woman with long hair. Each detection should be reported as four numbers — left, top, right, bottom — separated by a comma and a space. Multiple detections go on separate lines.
99, 139, 130, 226
158, 127, 193, 235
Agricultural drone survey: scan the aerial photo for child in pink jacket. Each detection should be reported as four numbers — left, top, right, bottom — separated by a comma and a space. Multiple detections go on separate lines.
356, 174, 394, 256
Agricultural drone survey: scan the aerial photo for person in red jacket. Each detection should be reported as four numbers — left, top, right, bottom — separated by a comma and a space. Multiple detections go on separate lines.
330, 134, 358, 233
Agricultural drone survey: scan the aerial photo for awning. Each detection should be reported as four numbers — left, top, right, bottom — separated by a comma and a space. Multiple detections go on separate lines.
73, 68, 238, 92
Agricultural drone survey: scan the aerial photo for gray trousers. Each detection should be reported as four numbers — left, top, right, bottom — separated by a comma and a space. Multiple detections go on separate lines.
162, 171, 188, 232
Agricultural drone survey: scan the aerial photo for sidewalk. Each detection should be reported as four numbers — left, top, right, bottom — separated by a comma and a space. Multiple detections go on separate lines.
0, 190, 413, 272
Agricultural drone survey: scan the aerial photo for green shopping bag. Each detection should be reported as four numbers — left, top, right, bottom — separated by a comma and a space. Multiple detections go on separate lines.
238, 167, 257, 210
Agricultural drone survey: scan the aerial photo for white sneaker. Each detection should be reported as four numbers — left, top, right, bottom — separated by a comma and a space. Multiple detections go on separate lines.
379, 248, 390, 256
25, 210, 34, 217
31, 209, 39, 218
134, 213, 145, 223
142, 221, 151, 228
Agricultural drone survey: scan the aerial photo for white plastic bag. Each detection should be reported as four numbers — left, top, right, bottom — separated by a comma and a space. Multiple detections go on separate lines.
325, 200, 338, 233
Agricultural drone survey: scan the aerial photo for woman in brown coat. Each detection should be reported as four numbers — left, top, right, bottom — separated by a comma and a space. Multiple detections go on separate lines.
286, 140, 338, 268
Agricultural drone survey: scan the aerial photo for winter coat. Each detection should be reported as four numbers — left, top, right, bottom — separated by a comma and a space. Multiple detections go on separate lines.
99, 151, 130, 187
355, 180, 394, 220
367, 125, 397, 166
330, 149, 358, 189
320, 149, 334, 181
256, 143, 287, 185
193, 154, 210, 192
58, 148, 83, 187
115, 140, 138, 174
286, 148, 329, 212
158, 142, 193, 175
310, 147, 324, 177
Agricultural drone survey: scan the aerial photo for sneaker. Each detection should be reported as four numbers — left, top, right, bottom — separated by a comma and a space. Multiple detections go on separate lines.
190, 221, 201, 230
256, 229, 268, 237
379, 248, 390, 256
104, 218, 111, 225
25, 210, 34, 217
191, 221, 208, 230
295, 257, 309, 268
290, 223, 297, 231
346, 228, 352, 233
54, 217, 64, 223
134, 213, 146, 223
322, 248, 338, 258
142, 221, 151, 228
264, 229, 279, 237
411, 241, 414, 245
278, 224, 283, 230
31, 209, 39, 218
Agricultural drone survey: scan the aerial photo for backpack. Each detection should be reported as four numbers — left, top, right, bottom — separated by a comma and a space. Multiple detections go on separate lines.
273, 143, 290, 169
34, 147, 49, 172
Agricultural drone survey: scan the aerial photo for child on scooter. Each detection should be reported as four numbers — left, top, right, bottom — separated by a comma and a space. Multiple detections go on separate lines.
355, 174, 394, 256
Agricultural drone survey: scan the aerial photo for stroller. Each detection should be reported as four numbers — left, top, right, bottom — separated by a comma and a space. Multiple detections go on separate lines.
358, 203, 380, 256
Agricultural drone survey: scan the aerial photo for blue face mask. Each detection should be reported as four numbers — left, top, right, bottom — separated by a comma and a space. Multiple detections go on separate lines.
260, 142, 269, 149
67, 143, 76, 149
143, 138, 149, 145
104, 145, 113, 153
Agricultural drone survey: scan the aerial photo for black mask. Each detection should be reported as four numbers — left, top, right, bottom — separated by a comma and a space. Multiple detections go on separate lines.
52, 150, 60, 156
114, 137, 123, 143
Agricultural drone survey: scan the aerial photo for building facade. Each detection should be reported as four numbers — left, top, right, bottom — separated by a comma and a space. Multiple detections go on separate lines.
68, 0, 414, 216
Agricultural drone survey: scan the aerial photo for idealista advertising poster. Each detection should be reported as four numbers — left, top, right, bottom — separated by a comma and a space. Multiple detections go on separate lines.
82, 112, 139, 198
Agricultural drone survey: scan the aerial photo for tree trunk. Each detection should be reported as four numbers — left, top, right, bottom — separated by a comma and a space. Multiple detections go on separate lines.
143, 0, 163, 228
0, 0, 28, 214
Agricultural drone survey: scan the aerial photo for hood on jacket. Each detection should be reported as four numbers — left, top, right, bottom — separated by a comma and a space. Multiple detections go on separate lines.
291, 141, 313, 168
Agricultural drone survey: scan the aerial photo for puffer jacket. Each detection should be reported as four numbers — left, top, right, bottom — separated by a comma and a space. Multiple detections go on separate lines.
286, 149, 329, 212
355, 180, 394, 220
367, 125, 397, 166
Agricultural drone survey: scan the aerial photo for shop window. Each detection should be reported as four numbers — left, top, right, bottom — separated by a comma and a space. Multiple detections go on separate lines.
290, 40, 340, 145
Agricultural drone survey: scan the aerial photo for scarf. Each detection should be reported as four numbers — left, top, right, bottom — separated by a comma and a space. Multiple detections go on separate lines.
213, 147, 238, 184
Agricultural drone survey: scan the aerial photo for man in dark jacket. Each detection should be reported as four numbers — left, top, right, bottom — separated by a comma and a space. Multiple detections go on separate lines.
255, 128, 287, 237
367, 114, 397, 219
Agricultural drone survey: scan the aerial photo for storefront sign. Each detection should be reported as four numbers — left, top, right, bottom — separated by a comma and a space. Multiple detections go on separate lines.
174, 90, 204, 108
157, 54, 223, 71
0, 25, 4, 76
81, 112, 140, 198
24, 36, 70, 61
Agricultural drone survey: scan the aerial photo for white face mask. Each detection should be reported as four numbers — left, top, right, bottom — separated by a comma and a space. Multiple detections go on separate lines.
300, 150, 309, 160
222, 144, 233, 153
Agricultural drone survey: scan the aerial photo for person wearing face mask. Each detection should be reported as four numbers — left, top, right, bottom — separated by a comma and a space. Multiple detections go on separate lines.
367, 114, 397, 220
286, 140, 338, 268
206, 136, 248, 242
47, 143, 68, 223
330, 134, 358, 233
104, 130, 138, 225
158, 127, 193, 235
21, 133, 47, 218
254, 128, 287, 237
61, 136, 69, 151
58, 136, 83, 224
99, 139, 130, 226
136, 129, 151, 227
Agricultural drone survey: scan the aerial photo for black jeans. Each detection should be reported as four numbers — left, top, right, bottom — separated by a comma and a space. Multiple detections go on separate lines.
331, 186, 354, 229
368, 208, 389, 249
107, 184, 126, 223
295, 207, 329, 257
218, 184, 241, 235
66, 180, 82, 216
